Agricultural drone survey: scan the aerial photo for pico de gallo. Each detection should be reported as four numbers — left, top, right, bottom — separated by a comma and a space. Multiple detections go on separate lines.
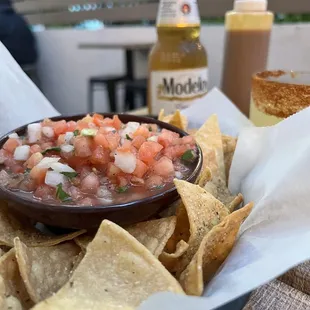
0, 114, 197, 206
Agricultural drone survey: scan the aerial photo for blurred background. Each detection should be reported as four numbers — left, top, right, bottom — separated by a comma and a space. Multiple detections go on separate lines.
6, 0, 310, 114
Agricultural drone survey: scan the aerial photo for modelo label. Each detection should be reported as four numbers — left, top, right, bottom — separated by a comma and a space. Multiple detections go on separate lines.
150, 68, 208, 114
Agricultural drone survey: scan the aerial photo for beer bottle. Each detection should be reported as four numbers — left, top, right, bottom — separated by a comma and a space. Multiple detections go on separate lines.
148, 0, 208, 115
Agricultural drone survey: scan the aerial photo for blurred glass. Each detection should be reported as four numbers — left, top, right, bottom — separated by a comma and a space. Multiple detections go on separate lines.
250, 70, 310, 126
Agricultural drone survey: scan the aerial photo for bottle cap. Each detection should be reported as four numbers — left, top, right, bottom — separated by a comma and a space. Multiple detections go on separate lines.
234, 0, 268, 12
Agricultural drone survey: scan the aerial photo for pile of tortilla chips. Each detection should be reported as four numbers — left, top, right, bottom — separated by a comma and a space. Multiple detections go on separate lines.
0, 112, 253, 310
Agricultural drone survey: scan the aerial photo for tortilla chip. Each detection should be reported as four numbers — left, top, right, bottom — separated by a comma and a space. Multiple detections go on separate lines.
195, 167, 212, 188
32, 220, 184, 310
14, 238, 81, 303
195, 115, 226, 181
204, 176, 236, 207
0, 201, 85, 247
0, 249, 33, 309
159, 240, 189, 272
74, 234, 94, 252
227, 193, 244, 213
126, 217, 176, 257
179, 202, 254, 296
222, 135, 237, 182
173, 180, 229, 274
159, 110, 188, 131
158, 109, 165, 121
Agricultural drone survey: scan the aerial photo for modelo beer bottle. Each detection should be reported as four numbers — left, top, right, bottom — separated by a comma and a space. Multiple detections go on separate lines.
148, 0, 208, 115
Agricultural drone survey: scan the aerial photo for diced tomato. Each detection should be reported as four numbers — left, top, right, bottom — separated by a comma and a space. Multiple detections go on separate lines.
101, 117, 113, 127
117, 176, 128, 187
112, 115, 122, 130
78, 166, 93, 180
67, 157, 89, 169
4, 157, 23, 173
152, 156, 174, 177
143, 123, 158, 133
26, 152, 43, 169
30, 144, 42, 154
30, 166, 48, 185
133, 159, 148, 178
138, 141, 163, 165
145, 175, 163, 189
68, 186, 83, 201
53, 120, 67, 136
158, 129, 180, 148
3, 138, 20, 153
133, 126, 150, 139
94, 132, 120, 151
67, 121, 77, 132
93, 114, 104, 127
172, 136, 195, 146
90, 146, 110, 165
81, 115, 93, 123
41, 119, 54, 127
164, 144, 192, 159
0, 149, 11, 164
80, 172, 100, 194
132, 136, 146, 150
76, 120, 89, 131
74, 136, 93, 158
105, 132, 120, 151
57, 134, 66, 146
118, 140, 132, 152
34, 184, 55, 200
106, 163, 121, 178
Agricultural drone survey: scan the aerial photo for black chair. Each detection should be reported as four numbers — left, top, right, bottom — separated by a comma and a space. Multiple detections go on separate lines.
88, 76, 147, 113
124, 78, 147, 111
88, 75, 126, 113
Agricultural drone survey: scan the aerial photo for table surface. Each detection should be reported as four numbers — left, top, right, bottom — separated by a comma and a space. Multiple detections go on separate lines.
79, 42, 154, 50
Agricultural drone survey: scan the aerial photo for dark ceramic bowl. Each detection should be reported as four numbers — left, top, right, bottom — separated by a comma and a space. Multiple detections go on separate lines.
0, 114, 202, 229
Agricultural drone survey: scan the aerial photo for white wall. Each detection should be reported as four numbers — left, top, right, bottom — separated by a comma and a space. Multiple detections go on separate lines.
35, 24, 310, 114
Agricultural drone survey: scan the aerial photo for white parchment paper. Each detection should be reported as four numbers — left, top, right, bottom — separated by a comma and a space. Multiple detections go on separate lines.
0, 42, 59, 136
1, 41, 309, 310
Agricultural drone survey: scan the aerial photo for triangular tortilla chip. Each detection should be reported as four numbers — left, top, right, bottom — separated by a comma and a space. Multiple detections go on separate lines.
222, 135, 237, 183
195, 167, 212, 188
187, 128, 198, 136
195, 115, 226, 181
126, 217, 176, 257
74, 234, 94, 252
159, 110, 188, 131
173, 180, 229, 274
0, 249, 33, 309
227, 193, 244, 213
32, 220, 184, 310
14, 238, 81, 303
179, 203, 253, 296
0, 201, 85, 247
158, 109, 165, 121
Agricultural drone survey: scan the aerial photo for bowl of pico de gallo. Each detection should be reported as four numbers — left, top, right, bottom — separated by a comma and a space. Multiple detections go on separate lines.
0, 113, 202, 229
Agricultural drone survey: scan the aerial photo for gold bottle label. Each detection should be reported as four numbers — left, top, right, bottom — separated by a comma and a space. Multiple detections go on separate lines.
157, 0, 201, 27
150, 67, 208, 115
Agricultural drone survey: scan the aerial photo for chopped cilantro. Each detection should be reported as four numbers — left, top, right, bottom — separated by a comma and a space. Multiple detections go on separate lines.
148, 126, 152, 132
61, 172, 78, 179
126, 134, 133, 141
116, 186, 128, 193
73, 130, 79, 136
181, 150, 195, 162
155, 185, 164, 190
24, 168, 31, 174
81, 128, 97, 137
56, 183, 72, 202
41, 147, 61, 155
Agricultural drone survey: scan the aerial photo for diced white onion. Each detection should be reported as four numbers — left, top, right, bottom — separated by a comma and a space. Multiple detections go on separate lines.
37, 157, 60, 169
45, 171, 66, 188
64, 132, 74, 144
121, 122, 140, 138
97, 186, 113, 204
50, 162, 75, 173
104, 126, 116, 132
28, 123, 42, 143
13, 145, 30, 161
8, 133, 19, 139
114, 151, 136, 173
60, 144, 74, 153
42, 126, 55, 138
147, 136, 158, 142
